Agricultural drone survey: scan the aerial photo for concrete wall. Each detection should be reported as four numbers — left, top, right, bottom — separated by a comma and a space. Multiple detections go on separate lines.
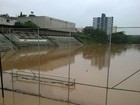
0, 17, 17, 26
17, 16, 76, 32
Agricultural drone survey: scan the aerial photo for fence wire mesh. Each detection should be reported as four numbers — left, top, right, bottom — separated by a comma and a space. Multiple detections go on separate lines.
0, 27, 140, 105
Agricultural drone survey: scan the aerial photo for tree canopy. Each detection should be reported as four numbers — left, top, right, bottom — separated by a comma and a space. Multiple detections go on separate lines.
14, 21, 39, 28
111, 32, 127, 44
111, 32, 140, 44
83, 26, 108, 44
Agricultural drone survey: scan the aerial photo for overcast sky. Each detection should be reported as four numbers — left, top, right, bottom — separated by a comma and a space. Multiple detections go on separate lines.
0, 0, 140, 28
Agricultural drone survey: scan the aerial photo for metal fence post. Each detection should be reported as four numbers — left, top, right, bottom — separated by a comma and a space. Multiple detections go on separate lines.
0, 52, 4, 97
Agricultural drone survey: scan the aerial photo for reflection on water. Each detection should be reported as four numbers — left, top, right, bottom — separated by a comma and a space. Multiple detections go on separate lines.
2, 44, 140, 71
2, 47, 77, 71
82, 45, 109, 70
1, 45, 128, 71
1, 44, 140, 105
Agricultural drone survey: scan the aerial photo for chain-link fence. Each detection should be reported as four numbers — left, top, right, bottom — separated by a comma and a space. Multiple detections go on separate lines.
0, 27, 140, 105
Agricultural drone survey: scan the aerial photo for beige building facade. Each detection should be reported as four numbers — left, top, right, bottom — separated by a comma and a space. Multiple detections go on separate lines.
17, 16, 76, 32
0, 16, 17, 26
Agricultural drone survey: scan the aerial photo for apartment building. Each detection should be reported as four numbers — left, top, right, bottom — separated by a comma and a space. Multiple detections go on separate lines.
93, 13, 113, 35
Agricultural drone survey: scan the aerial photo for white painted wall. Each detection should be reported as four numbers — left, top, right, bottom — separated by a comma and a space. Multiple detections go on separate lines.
0, 17, 17, 26
17, 16, 76, 32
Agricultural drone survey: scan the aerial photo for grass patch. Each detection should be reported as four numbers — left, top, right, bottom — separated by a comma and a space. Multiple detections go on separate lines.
74, 33, 97, 44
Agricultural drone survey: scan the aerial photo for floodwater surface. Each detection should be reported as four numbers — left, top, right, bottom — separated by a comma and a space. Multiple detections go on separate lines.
1, 44, 140, 105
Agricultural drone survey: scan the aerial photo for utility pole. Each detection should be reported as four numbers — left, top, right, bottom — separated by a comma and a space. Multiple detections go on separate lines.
0, 52, 4, 97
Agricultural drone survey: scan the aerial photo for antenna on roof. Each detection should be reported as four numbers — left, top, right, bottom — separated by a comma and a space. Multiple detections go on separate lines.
31, 11, 34, 15
29, 11, 36, 17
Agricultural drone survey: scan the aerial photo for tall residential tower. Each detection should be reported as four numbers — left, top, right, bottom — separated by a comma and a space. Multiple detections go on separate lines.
93, 13, 113, 35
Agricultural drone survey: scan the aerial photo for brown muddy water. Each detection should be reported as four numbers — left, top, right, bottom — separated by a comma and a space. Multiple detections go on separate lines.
0, 44, 140, 105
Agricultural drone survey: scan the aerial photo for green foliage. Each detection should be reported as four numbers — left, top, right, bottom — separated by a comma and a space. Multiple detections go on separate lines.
83, 26, 108, 44
112, 32, 140, 44
83, 26, 140, 44
24, 21, 39, 28
74, 33, 97, 44
134, 36, 140, 44
14, 22, 25, 28
127, 35, 140, 44
111, 32, 127, 44
83, 26, 94, 36
14, 21, 39, 28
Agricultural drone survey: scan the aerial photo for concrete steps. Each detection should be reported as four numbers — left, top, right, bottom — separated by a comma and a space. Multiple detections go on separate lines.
48, 36, 83, 47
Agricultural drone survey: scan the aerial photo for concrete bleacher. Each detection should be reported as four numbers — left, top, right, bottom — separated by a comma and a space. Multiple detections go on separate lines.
48, 36, 83, 47
1, 32, 50, 47
12, 31, 44, 39
1, 31, 83, 48
0, 33, 9, 43
0, 33, 15, 50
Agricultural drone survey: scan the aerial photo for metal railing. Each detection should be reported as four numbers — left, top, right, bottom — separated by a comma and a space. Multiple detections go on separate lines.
10, 70, 76, 88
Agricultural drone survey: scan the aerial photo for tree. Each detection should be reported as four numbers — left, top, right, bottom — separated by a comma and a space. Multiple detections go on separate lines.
14, 22, 25, 28
92, 29, 108, 43
24, 21, 39, 28
14, 21, 39, 28
127, 35, 140, 44
83, 26, 94, 36
0, 14, 9, 17
111, 32, 127, 44
83, 27, 108, 44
